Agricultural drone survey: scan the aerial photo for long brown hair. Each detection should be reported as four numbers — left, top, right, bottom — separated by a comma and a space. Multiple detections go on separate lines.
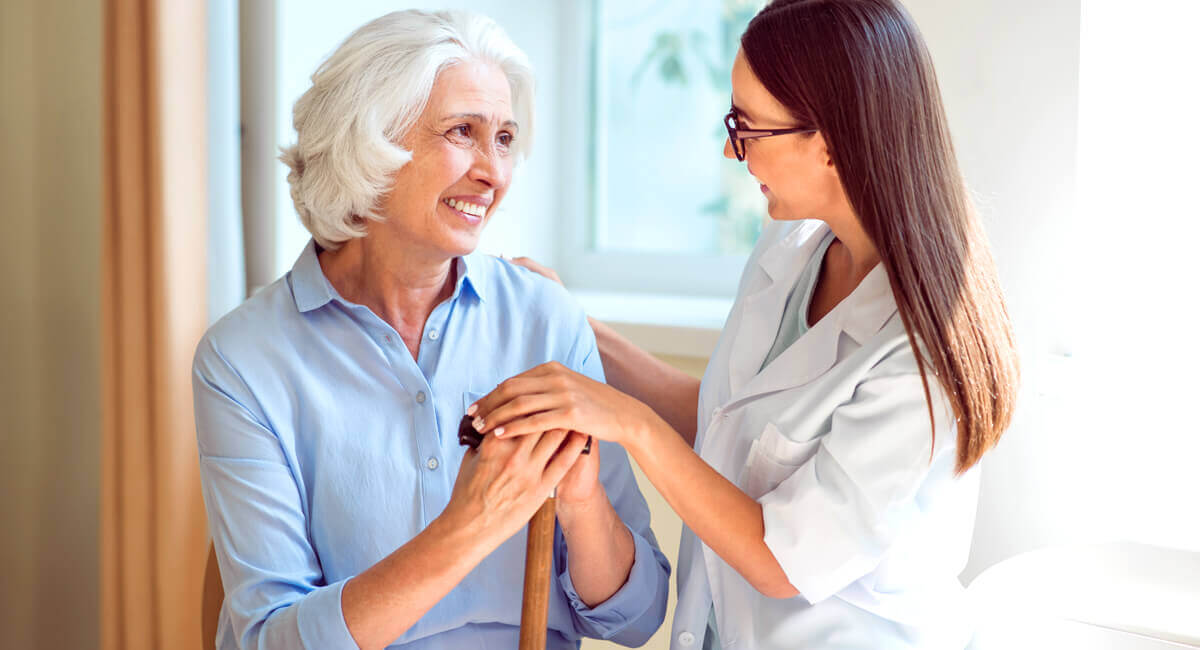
742, 0, 1019, 473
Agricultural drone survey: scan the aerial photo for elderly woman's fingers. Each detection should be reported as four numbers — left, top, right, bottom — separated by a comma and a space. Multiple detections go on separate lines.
528, 428, 570, 468
510, 256, 563, 287
539, 431, 589, 492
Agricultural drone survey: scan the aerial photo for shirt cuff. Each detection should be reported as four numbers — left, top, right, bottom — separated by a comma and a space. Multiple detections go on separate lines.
557, 524, 664, 639
296, 577, 359, 649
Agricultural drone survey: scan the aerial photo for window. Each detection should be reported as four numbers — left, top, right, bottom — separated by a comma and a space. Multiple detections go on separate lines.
557, 0, 767, 297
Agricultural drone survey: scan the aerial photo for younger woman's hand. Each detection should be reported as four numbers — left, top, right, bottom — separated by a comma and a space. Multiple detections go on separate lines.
468, 362, 659, 449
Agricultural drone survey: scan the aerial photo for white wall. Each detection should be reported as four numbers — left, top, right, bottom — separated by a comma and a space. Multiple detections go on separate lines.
911, 0, 1200, 580
902, 0, 1088, 580
0, 0, 102, 647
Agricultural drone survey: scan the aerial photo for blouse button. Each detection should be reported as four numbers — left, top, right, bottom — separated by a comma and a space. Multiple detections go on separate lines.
678, 631, 696, 646
426, 457, 439, 470
428, 329, 440, 340
415, 391, 427, 404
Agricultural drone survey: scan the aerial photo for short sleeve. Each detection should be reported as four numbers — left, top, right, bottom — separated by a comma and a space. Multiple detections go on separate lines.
759, 370, 958, 604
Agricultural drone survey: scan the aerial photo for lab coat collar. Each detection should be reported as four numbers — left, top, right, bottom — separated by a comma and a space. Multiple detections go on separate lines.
725, 221, 830, 394
725, 222, 898, 406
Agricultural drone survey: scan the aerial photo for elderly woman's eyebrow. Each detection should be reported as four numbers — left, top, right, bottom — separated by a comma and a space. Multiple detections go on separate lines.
444, 113, 519, 131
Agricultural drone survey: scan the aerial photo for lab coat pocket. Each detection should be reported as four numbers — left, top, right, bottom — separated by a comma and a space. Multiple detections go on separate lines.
740, 422, 820, 500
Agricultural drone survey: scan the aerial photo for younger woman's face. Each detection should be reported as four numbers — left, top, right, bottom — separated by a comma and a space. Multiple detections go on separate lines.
724, 49, 847, 222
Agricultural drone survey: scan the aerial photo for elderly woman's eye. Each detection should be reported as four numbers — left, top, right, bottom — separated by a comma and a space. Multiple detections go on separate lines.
497, 131, 514, 148
445, 125, 471, 141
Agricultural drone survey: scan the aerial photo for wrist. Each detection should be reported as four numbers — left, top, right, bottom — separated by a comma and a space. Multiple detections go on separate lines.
557, 489, 614, 535
557, 486, 607, 522
435, 498, 500, 555
624, 403, 665, 459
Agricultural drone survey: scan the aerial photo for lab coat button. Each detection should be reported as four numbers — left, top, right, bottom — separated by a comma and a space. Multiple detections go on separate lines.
678, 631, 696, 646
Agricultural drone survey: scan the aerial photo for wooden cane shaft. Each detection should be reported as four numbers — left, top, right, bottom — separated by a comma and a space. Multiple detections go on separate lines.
519, 497, 557, 650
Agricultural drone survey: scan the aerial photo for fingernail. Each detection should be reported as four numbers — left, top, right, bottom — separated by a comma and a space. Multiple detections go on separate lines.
473, 416, 485, 431
466, 403, 477, 416
494, 426, 505, 437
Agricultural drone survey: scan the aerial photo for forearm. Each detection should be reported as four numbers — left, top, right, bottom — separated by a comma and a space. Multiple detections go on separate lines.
626, 416, 799, 599
589, 317, 700, 445
341, 509, 496, 650
557, 490, 636, 607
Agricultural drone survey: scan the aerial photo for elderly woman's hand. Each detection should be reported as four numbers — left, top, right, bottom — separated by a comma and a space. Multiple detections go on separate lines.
554, 430, 602, 506
444, 425, 588, 546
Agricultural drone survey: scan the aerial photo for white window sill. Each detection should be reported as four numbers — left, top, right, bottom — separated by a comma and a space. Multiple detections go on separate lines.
573, 290, 733, 360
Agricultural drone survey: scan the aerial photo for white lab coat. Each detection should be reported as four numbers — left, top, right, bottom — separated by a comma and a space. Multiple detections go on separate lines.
669, 220, 980, 650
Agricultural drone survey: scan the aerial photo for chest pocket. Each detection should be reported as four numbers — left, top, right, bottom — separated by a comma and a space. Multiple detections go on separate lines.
739, 422, 821, 500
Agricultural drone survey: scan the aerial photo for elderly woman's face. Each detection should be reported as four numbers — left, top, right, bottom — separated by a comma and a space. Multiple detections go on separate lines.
381, 60, 516, 259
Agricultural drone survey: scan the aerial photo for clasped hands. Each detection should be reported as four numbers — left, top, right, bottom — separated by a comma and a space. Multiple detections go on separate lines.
445, 362, 655, 543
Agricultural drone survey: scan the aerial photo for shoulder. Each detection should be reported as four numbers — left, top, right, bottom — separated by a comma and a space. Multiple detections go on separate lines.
470, 254, 588, 326
193, 275, 300, 380
469, 254, 600, 373
846, 314, 956, 445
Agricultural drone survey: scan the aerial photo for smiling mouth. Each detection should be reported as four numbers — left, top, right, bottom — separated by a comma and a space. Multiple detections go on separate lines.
442, 197, 488, 218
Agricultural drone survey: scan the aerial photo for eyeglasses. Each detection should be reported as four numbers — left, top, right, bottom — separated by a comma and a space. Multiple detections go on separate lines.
724, 108, 818, 161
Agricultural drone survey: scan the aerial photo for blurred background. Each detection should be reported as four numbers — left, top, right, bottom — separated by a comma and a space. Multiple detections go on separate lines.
2, 0, 1198, 648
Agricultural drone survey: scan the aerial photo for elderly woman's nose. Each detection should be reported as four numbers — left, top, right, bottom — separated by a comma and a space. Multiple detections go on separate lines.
468, 143, 507, 187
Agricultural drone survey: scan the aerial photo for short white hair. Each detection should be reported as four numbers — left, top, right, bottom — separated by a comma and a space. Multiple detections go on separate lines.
280, 10, 535, 249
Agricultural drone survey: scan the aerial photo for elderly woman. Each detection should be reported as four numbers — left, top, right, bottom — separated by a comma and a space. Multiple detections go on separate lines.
193, 10, 669, 650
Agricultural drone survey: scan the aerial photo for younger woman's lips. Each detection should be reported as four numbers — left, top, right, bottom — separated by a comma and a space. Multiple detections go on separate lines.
760, 184, 770, 194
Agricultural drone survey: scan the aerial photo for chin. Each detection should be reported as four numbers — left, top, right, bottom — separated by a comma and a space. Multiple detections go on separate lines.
442, 232, 482, 258
765, 201, 790, 221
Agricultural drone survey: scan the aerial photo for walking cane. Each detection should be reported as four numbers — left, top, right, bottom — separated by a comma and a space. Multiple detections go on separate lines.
458, 416, 590, 650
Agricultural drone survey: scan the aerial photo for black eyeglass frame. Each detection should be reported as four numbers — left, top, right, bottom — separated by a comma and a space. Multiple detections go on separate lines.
724, 108, 818, 161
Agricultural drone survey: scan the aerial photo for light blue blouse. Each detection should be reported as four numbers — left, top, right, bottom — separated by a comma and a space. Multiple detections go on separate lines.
194, 242, 670, 649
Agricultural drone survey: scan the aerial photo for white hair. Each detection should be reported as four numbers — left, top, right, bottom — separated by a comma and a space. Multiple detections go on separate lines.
280, 10, 535, 249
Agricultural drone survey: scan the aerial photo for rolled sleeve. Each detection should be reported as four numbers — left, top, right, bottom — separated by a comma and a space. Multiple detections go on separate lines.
295, 578, 356, 649
195, 338, 358, 650
557, 524, 668, 643
760, 372, 956, 604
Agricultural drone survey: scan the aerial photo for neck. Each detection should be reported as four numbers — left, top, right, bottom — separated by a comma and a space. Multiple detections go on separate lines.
822, 215, 880, 281
317, 230, 456, 335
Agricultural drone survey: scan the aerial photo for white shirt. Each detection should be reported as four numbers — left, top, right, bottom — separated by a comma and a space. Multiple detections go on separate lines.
670, 220, 980, 650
